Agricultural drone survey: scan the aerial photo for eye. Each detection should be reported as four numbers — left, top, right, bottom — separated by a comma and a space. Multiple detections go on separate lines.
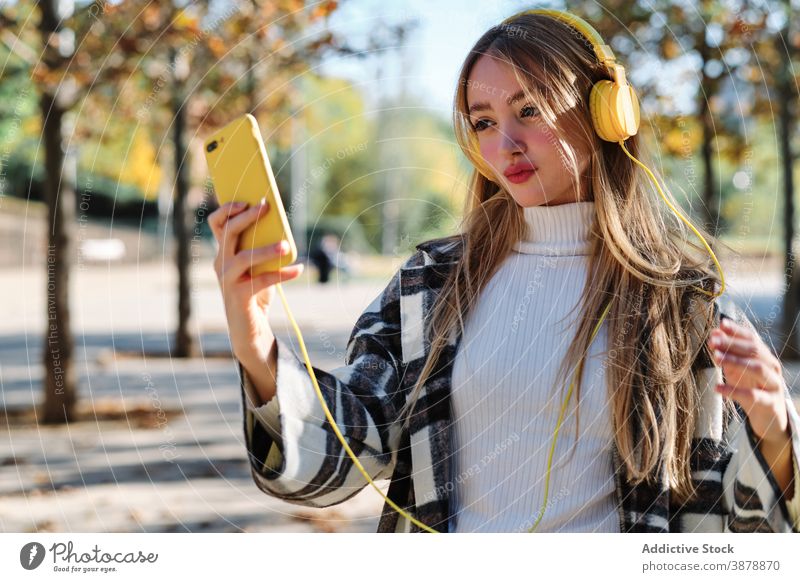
472, 118, 491, 132
470, 105, 540, 132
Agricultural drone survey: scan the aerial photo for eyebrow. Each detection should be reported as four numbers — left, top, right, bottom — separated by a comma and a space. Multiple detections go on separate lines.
467, 89, 526, 115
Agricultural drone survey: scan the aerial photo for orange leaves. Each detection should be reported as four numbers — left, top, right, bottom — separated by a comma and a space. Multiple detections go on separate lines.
310, 0, 338, 21
207, 37, 227, 60
173, 9, 202, 36
141, 4, 164, 31
661, 38, 681, 60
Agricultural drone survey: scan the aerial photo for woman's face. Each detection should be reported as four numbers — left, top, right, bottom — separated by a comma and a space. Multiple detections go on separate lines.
466, 55, 590, 207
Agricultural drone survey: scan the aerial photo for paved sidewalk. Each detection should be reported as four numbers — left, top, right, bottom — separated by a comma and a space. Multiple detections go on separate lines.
0, 259, 390, 533
0, 347, 388, 533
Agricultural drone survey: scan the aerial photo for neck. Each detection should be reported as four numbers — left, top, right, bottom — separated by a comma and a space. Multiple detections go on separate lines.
512, 200, 595, 256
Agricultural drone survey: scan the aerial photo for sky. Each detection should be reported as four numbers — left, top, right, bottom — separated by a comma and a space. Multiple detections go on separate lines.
316, 0, 554, 117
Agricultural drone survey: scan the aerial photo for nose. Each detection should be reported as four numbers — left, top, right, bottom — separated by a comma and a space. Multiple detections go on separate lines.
498, 127, 527, 158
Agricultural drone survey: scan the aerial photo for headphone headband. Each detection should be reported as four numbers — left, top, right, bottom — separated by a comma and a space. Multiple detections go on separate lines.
501, 9, 624, 85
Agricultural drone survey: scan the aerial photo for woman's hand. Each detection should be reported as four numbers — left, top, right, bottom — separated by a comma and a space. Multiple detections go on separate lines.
208, 200, 304, 365
708, 318, 790, 446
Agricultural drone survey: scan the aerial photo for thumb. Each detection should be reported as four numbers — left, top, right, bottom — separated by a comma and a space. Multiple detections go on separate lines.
250, 263, 305, 295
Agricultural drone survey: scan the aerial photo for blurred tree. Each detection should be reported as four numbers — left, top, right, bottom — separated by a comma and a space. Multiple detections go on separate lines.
38, 0, 79, 424
295, 72, 462, 253
582, 0, 756, 234
140, 0, 361, 358
582, 1, 800, 357
771, 2, 800, 359
0, 0, 411, 421
738, 0, 800, 358
655, 1, 800, 358
0, 0, 219, 422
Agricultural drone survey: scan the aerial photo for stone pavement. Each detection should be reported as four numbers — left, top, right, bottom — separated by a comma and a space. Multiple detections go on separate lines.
0, 255, 798, 532
0, 260, 392, 532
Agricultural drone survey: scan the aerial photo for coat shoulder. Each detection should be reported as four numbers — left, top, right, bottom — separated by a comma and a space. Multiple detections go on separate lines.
412, 234, 465, 266
676, 266, 746, 327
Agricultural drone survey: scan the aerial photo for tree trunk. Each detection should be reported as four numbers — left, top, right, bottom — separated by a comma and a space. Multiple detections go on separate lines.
698, 37, 718, 235
777, 14, 800, 360
39, 0, 78, 424
171, 47, 196, 358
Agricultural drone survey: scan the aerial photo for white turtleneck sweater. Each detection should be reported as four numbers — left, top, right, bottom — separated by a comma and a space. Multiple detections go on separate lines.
449, 200, 620, 533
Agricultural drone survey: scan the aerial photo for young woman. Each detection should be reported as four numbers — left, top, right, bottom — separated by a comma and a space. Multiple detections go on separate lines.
209, 10, 800, 533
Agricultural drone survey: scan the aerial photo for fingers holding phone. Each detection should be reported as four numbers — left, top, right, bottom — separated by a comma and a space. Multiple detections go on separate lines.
210, 200, 269, 260
210, 200, 304, 295
208, 201, 304, 361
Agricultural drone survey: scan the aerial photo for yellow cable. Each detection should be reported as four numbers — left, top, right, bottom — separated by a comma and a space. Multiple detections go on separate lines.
274, 281, 440, 533
617, 140, 725, 299
527, 299, 613, 532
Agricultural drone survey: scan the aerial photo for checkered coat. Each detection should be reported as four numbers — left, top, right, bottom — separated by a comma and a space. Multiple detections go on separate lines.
239, 235, 800, 533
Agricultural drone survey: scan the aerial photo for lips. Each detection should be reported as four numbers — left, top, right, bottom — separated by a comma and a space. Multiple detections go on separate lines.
504, 162, 536, 177
504, 162, 537, 184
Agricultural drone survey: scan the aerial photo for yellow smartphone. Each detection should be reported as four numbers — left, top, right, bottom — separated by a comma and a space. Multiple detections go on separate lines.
204, 114, 298, 276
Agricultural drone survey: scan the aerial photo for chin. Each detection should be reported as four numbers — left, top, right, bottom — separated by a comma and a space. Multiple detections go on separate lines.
509, 190, 548, 208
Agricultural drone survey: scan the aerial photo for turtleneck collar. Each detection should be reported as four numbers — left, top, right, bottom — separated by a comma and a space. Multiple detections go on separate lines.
512, 200, 595, 256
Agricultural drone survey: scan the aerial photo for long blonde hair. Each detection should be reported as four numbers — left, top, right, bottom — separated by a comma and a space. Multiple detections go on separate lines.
396, 12, 735, 504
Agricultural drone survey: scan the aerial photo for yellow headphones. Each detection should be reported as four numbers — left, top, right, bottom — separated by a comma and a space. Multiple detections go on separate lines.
270, 8, 726, 535
512, 10, 642, 142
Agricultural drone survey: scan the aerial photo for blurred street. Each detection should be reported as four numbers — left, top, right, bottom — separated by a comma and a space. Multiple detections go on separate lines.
0, 257, 392, 533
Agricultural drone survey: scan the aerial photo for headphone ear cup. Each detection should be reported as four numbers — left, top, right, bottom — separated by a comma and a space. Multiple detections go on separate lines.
616, 84, 640, 139
590, 80, 622, 142
590, 80, 640, 142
